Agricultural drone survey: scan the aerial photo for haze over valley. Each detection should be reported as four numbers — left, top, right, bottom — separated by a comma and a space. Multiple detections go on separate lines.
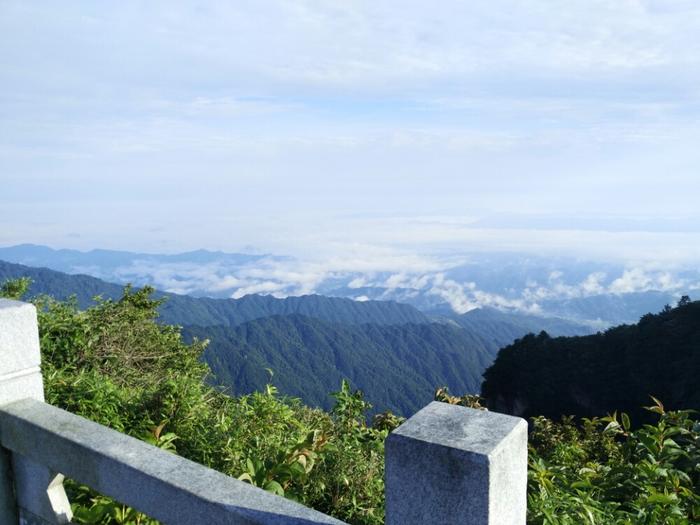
1, 243, 696, 330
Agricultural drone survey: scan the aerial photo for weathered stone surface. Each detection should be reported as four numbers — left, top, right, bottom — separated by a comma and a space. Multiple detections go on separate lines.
0, 373, 45, 407
0, 398, 346, 525
1, 300, 71, 524
0, 300, 44, 405
385, 401, 527, 525
0, 300, 42, 376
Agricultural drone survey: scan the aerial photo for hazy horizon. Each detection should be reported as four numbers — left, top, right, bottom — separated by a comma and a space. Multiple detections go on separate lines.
1, 243, 697, 325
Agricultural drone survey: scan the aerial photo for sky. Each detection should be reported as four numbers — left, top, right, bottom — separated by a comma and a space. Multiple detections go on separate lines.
2, 1, 700, 265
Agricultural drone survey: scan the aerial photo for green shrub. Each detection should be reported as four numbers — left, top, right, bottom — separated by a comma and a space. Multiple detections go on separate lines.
527, 400, 700, 524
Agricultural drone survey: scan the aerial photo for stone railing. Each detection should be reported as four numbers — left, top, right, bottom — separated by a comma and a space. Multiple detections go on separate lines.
0, 298, 527, 525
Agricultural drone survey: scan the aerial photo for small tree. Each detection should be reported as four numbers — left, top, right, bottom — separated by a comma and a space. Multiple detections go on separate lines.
677, 295, 691, 307
0, 277, 31, 300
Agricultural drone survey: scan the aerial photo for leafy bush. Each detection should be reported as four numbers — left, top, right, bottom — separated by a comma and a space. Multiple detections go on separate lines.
527, 400, 700, 524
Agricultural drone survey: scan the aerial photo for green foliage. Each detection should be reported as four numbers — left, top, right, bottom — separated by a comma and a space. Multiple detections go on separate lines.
306, 380, 388, 524
434, 386, 486, 409
482, 300, 700, 423
0, 275, 31, 299
527, 399, 700, 524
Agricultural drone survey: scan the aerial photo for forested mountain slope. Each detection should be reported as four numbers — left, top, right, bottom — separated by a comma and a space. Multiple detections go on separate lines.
482, 298, 700, 423
185, 314, 497, 416
0, 260, 429, 326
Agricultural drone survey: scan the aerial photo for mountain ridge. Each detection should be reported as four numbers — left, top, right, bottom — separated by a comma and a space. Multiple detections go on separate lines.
436, 306, 593, 338
0, 259, 430, 326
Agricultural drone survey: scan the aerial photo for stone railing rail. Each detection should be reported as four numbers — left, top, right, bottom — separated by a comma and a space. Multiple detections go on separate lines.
0, 298, 527, 525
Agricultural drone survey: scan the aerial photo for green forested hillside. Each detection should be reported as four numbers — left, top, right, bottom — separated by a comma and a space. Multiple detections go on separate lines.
186, 315, 497, 416
482, 298, 700, 423
0, 260, 429, 326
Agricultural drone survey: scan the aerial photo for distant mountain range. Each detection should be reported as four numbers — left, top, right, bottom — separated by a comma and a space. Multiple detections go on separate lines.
2, 258, 594, 414
3, 247, 696, 419
0, 243, 276, 274
0, 260, 429, 327
0, 243, 285, 297
444, 306, 591, 339
2, 244, 695, 328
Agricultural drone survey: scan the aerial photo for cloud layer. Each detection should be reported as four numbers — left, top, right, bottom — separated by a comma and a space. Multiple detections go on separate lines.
72, 250, 700, 323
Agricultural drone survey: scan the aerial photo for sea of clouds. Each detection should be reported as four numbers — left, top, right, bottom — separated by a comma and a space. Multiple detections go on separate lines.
84, 251, 700, 325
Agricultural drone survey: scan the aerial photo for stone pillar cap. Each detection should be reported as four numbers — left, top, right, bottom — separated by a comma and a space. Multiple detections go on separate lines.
390, 401, 527, 459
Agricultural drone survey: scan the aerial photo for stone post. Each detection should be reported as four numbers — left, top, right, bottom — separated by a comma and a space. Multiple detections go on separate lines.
0, 299, 72, 524
385, 401, 527, 525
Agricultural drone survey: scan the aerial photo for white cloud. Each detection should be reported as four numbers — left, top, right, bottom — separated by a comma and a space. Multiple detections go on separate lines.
524, 267, 688, 302
347, 277, 368, 289
15, 241, 699, 319
427, 274, 480, 313
608, 268, 685, 295
231, 281, 288, 299
581, 272, 607, 295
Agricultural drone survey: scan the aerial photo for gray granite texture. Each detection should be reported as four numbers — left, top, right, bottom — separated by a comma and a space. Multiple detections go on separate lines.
1, 300, 72, 523
385, 401, 527, 525
0, 398, 346, 524
0, 299, 44, 405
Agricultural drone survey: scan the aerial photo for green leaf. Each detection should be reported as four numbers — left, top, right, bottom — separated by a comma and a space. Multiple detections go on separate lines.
646, 492, 678, 505
263, 480, 285, 497
621, 413, 631, 432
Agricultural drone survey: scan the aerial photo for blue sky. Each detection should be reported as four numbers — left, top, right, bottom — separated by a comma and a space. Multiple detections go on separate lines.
2, 1, 700, 264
